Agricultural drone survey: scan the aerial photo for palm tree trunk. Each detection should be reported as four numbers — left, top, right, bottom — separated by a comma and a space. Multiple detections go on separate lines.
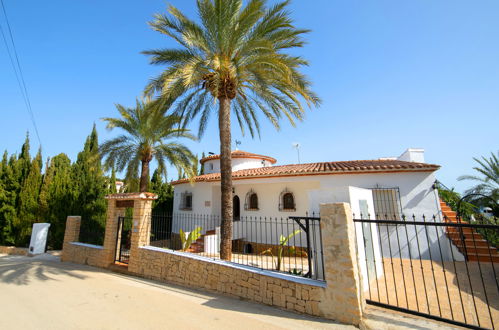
219, 97, 233, 261
139, 160, 150, 192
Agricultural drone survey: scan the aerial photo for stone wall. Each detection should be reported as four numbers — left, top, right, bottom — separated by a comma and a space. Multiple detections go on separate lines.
61, 242, 106, 267
0, 246, 28, 256
134, 246, 326, 316
60, 216, 107, 267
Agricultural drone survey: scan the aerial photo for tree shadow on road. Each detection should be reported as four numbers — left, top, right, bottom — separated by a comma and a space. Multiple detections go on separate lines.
0, 254, 90, 285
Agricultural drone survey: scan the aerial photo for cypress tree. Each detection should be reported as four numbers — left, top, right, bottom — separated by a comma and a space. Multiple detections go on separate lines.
108, 167, 118, 194
150, 168, 173, 213
0, 154, 20, 245
199, 152, 206, 175
17, 148, 43, 245
71, 125, 107, 244
39, 154, 74, 249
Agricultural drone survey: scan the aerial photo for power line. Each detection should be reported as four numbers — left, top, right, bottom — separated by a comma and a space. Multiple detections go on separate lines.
0, 0, 42, 147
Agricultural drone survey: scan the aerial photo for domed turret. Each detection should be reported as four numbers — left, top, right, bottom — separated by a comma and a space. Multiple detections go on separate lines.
200, 150, 277, 174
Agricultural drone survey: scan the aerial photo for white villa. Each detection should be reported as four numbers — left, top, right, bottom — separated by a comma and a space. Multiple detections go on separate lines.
170, 148, 467, 282
172, 148, 441, 219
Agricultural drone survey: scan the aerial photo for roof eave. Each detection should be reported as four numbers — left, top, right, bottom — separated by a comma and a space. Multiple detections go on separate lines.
171, 166, 440, 185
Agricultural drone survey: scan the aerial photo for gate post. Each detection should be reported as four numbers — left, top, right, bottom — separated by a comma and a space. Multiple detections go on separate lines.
128, 193, 156, 273
318, 203, 364, 325
101, 197, 126, 266
61, 216, 81, 262
102, 193, 157, 267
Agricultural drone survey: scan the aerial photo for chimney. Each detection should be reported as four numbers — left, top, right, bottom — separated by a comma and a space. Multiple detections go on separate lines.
398, 148, 425, 163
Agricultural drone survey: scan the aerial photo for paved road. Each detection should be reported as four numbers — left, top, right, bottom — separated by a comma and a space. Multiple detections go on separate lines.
0, 253, 350, 330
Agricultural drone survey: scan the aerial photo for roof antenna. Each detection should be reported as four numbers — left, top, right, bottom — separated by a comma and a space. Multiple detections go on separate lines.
235, 140, 241, 150
292, 142, 301, 164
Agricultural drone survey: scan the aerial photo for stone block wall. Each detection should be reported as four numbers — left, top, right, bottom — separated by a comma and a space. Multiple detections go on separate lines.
61, 242, 106, 267
133, 246, 326, 316
0, 246, 28, 256
61, 216, 107, 267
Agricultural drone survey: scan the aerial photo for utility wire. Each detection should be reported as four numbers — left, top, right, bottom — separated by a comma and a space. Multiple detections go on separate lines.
0, 0, 42, 146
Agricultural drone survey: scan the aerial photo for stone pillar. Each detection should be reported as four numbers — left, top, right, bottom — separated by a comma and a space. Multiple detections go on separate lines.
101, 199, 125, 266
128, 198, 154, 274
61, 216, 81, 262
102, 193, 157, 269
317, 203, 364, 326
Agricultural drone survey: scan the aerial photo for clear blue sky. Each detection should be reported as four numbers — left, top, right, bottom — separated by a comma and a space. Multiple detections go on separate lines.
1, 0, 497, 193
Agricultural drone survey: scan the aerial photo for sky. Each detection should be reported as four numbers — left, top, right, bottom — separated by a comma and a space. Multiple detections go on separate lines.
0, 0, 497, 193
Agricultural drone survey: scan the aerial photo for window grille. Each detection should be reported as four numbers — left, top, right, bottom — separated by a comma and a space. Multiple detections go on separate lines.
279, 188, 296, 211
180, 192, 193, 210
371, 187, 402, 220
244, 189, 259, 210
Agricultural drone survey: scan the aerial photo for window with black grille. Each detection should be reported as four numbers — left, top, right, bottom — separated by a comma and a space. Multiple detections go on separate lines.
245, 190, 259, 210
279, 190, 296, 211
371, 188, 402, 220
180, 192, 193, 210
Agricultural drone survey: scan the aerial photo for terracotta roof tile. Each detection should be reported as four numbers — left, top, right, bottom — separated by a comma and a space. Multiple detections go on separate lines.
200, 150, 277, 164
172, 159, 439, 185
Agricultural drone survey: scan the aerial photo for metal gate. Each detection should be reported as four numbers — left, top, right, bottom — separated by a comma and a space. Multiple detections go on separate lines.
115, 215, 132, 264
354, 214, 498, 329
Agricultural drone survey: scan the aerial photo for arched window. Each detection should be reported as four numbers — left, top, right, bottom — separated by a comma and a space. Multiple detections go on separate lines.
279, 189, 296, 211
180, 191, 193, 210
250, 194, 258, 209
233, 195, 240, 221
245, 190, 259, 210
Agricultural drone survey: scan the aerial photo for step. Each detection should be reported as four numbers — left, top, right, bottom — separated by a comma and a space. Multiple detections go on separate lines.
108, 263, 132, 275
442, 215, 465, 223
454, 245, 498, 255
446, 227, 475, 235
446, 237, 492, 247
467, 254, 499, 263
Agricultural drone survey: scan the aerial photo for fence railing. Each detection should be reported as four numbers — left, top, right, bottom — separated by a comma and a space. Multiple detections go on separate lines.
353, 213, 499, 330
149, 212, 325, 280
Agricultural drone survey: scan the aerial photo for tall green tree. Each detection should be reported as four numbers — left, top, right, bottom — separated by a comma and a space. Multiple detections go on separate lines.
9, 135, 32, 245
199, 152, 206, 175
0, 151, 16, 245
71, 125, 108, 238
100, 100, 197, 192
150, 168, 174, 213
143, 0, 320, 259
39, 154, 74, 249
17, 149, 43, 245
108, 167, 118, 194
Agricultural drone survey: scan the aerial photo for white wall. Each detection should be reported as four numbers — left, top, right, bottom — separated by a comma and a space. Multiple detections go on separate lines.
176, 169, 441, 218
172, 183, 219, 235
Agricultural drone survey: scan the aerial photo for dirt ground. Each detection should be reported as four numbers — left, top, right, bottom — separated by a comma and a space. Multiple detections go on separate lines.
364, 258, 499, 329
0, 253, 348, 330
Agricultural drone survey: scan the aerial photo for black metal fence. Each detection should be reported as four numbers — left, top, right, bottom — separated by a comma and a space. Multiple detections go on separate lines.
78, 216, 105, 246
115, 215, 132, 264
149, 212, 325, 280
353, 213, 499, 330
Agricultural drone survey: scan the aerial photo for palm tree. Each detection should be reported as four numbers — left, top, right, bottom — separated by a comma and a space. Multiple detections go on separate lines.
458, 152, 499, 207
100, 100, 196, 192
143, 0, 319, 260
